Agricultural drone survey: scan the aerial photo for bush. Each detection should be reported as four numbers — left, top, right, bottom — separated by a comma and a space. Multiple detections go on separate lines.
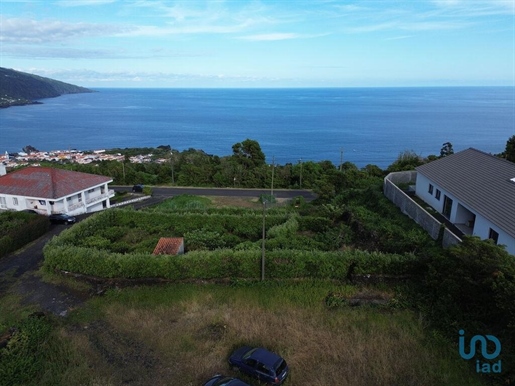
44, 239, 415, 281
0, 315, 53, 384
0, 212, 49, 258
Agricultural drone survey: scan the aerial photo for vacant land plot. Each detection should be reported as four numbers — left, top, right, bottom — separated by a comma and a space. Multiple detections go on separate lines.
50, 282, 482, 386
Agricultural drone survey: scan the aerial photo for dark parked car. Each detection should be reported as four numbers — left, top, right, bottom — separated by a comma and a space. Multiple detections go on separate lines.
49, 214, 76, 224
132, 184, 144, 193
228, 346, 288, 385
203, 374, 250, 386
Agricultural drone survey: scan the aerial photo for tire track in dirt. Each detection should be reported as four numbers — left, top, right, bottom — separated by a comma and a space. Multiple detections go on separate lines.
69, 320, 174, 385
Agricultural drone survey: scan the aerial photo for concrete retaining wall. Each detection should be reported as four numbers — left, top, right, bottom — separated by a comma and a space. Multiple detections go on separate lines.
384, 172, 441, 240
384, 172, 461, 246
442, 227, 462, 248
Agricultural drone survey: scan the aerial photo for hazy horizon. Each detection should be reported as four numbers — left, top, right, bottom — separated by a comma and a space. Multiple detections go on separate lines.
1, 1, 513, 88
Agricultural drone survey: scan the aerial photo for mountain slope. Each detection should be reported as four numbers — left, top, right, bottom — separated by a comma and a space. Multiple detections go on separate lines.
0, 67, 93, 108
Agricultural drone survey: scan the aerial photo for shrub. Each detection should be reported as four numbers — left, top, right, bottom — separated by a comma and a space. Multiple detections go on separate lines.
0, 212, 49, 258
0, 315, 53, 384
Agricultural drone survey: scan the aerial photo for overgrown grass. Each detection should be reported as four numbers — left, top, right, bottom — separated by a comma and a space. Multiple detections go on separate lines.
62, 282, 484, 386
155, 194, 212, 210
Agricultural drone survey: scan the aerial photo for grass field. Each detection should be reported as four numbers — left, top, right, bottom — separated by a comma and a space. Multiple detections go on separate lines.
8, 280, 481, 386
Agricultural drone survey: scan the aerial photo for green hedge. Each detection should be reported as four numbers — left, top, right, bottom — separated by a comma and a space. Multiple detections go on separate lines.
43, 208, 419, 280
0, 212, 49, 258
44, 240, 416, 280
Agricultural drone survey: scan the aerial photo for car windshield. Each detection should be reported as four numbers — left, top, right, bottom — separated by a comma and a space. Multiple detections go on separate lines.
242, 348, 258, 360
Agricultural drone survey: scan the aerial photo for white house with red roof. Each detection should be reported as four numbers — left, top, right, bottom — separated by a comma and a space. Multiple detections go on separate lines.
0, 166, 114, 216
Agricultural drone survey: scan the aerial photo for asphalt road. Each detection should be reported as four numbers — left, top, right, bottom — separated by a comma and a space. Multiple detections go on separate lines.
113, 186, 317, 201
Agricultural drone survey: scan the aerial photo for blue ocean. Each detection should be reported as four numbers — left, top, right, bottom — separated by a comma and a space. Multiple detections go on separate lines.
1, 87, 513, 169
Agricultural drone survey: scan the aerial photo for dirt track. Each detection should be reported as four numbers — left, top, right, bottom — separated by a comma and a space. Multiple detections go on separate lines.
0, 223, 89, 316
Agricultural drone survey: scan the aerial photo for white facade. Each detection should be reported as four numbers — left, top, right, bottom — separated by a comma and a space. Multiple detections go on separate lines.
416, 173, 515, 255
0, 182, 114, 216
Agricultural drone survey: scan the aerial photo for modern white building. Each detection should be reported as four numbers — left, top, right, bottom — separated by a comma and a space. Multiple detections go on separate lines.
415, 148, 515, 255
0, 166, 114, 216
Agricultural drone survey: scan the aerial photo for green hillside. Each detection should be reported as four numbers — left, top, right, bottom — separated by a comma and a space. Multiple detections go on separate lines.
0, 67, 93, 108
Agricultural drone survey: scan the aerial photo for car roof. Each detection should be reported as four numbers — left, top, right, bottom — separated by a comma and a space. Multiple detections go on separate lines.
249, 348, 282, 367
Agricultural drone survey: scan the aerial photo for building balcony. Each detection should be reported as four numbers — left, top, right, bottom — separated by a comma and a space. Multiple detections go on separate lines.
86, 190, 114, 205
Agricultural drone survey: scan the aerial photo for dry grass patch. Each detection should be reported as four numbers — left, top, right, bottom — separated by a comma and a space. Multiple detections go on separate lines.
90, 284, 482, 386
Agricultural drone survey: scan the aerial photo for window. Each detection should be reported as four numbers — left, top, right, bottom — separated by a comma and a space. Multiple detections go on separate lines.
67, 197, 71, 201
245, 358, 257, 367
12, 197, 18, 206
257, 363, 271, 375
0, 197, 6, 209
435, 189, 441, 200
489, 228, 499, 244
428, 184, 434, 195
78, 193, 82, 202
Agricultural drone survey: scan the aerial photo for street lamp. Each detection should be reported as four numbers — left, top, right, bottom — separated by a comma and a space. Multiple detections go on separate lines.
261, 200, 266, 281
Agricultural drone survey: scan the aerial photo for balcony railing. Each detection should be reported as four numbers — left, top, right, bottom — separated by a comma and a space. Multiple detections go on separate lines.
86, 190, 114, 205
68, 202, 85, 211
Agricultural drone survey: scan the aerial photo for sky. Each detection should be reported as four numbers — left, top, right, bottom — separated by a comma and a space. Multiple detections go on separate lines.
0, 0, 514, 88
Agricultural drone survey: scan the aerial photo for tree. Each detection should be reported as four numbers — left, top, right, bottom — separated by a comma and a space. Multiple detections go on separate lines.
231, 139, 266, 169
22, 145, 38, 154
505, 135, 515, 162
439, 142, 454, 158
387, 150, 423, 172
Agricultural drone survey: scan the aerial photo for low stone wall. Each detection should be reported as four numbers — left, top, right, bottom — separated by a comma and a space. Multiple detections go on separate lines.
384, 172, 441, 240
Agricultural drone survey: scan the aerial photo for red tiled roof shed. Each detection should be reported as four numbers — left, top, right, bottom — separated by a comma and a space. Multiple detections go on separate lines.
0, 166, 112, 199
153, 237, 184, 255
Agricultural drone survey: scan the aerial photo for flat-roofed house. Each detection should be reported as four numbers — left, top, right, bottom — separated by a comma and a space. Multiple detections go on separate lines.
0, 166, 114, 216
415, 148, 515, 255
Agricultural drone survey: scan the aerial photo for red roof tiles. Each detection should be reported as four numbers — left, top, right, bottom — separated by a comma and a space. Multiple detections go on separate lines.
153, 237, 184, 255
0, 166, 112, 199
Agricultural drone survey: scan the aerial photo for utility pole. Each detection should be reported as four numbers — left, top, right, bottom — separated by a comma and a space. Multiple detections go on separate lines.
340, 147, 344, 171
271, 155, 275, 197
171, 152, 175, 185
261, 200, 266, 281
299, 158, 303, 189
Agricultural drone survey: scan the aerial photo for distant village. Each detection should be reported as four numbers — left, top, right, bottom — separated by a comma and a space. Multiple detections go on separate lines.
0, 148, 167, 168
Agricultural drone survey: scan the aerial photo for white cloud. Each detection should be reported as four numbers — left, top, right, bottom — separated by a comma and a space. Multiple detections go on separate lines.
56, 0, 117, 6
0, 17, 132, 43
1, 44, 214, 59
384, 35, 414, 41
23, 68, 280, 85
237, 33, 324, 41
430, 0, 515, 15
